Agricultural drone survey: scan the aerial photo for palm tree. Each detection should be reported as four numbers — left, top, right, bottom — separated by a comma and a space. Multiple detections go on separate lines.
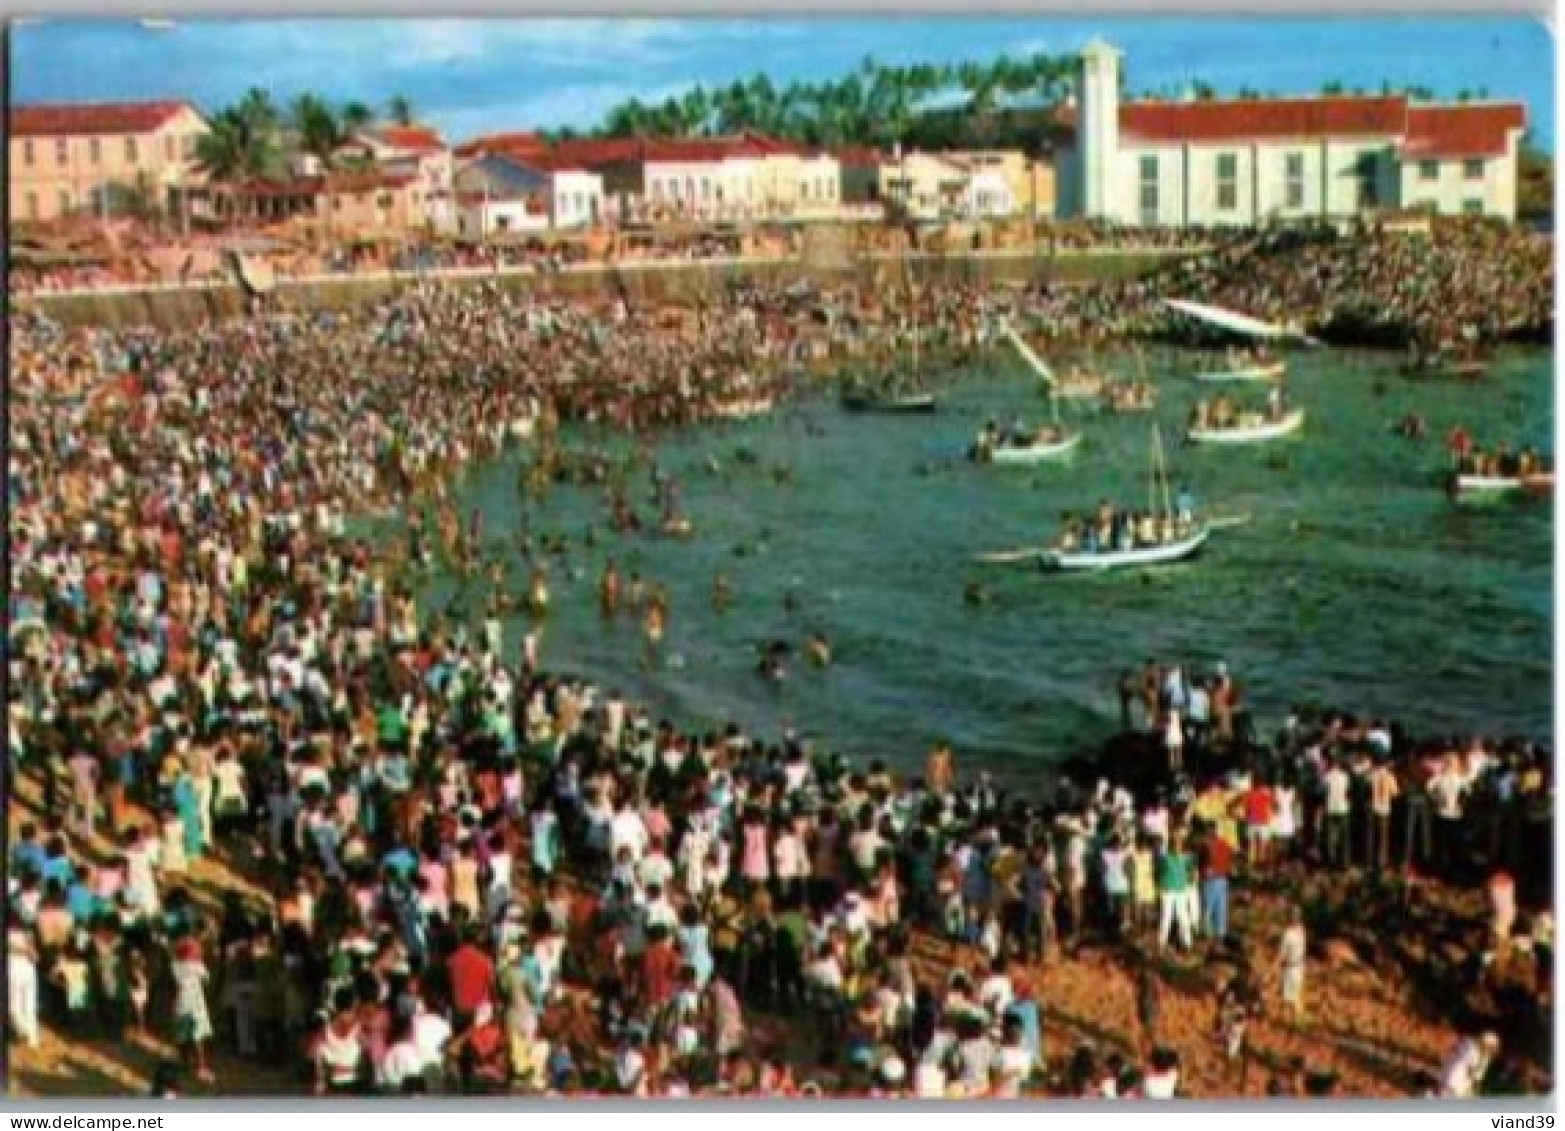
236, 87, 282, 142
340, 100, 374, 132
387, 94, 415, 126
290, 93, 344, 168
194, 105, 284, 185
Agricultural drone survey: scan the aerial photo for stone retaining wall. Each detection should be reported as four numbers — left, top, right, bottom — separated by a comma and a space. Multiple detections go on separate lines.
22, 249, 1183, 330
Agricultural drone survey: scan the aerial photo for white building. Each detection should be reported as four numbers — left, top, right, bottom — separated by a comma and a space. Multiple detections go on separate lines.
542, 133, 842, 224
455, 194, 548, 238
1058, 38, 1528, 227
454, 153, 604, 232
962, 168, 1015, 219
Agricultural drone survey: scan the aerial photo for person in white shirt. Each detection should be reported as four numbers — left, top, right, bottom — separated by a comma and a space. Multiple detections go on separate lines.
411, 1000, 452, 1071
1322, 760, 1352, 867
378, 1014, 427, 1092
1429, 758, 1469, 873
977, 956, 1014, 1020
1439, 1032, 1499, 1098
610, 802, 649, 863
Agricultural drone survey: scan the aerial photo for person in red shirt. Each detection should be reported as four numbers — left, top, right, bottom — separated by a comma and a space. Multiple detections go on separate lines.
447, 924, 495, 1029
1199, 826, 1236, 942
1241, 780, 1276, 871
640, 924, 681, 1010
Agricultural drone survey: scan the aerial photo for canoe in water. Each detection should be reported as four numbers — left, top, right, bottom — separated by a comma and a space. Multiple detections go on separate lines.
1187, 408, 1305, 445
1042, 526, 1211, 573
978, 431, 1083, 465
1193, 361, 1287, 384
842, 390, 937, 414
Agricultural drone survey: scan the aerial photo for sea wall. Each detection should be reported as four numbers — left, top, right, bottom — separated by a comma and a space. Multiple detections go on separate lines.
22, 248, 1184, 331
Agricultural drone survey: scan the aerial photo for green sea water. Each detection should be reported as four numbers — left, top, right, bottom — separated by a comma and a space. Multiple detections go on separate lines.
419, 346, 1553, 791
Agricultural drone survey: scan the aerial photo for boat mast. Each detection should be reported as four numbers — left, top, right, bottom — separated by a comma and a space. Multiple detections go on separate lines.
1150, 423, 1174, 519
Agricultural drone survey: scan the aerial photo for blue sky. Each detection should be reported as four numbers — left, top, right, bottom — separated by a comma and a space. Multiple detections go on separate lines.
12, 17, 1556, 149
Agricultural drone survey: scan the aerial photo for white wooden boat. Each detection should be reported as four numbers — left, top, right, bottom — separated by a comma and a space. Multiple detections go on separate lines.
1043, 525, 1211, 572
983, 431, 1083, 465
1194, 360, 1287, 384
1450, 472, 1554, 500
1053, 373, 1107, 400
1187, 408, 1305, 445
713, 397, 775, 421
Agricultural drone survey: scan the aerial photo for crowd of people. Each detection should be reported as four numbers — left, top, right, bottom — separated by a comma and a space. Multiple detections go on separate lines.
4, 239, 1553, 1101
1054, 492, 1200, 558
1024, 217, 1553, 349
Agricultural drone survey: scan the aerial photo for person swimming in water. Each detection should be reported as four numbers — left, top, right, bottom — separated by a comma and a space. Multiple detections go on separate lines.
712, 572, 733, 615
600, 560, 621, 618
806, 632, 832, 668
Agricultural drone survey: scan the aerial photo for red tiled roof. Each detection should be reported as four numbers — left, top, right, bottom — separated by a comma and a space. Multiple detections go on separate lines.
506, 152, 598, 175
454, 131, 547, 160
12, 100, 198, 137
543, 137, 646, 167
365, 124, 446, 153
833, 146, 888, 169
1119, 96, 1409, 143
1056, 95, 1408, 142
1403, 104, 1527, 159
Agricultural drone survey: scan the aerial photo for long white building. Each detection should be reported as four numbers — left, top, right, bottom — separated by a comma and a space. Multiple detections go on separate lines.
1057, 38, 1528, 227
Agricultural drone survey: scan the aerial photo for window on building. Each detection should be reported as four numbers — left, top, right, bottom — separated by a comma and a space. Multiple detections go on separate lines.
1419, 159, 1439, 182
165, 136, 176, 161
57, 189, 70, 215
183, 135, 197, 159
1138, 154, 1158, 225
89, 138, 101, 165
802, 181, 811, 202
125, 137, 138, 163
1463, 158, 1485, 181
651, 179, 663, 202
1463, 198, 1484, 215
22, 140, 33, 166
701, 178, 711, 201
1216, 152, 1238, 211
1285, 152, 1306, 210
55, 138, 67, 166
684, 177, 695, 202
25, 192, 38, 220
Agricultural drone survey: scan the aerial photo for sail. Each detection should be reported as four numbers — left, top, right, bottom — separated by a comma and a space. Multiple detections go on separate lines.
1164, 298, 1315, 344
999, 319, 1057, 387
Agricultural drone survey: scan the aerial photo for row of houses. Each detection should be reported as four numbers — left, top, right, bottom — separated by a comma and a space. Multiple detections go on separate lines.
7, 41, 1531, 234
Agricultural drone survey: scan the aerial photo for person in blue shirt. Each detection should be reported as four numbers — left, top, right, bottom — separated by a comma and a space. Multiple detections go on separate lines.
12, 823, 46, 879
1008, 988, 1044, 1075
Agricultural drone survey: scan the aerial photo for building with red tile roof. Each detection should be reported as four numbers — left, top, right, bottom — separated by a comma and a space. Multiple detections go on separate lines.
209, 170, 425, 233
1058, 39, 1528, 226
10, 100, 210, 224
341, 123, 456, 234
11, 100, 198, 137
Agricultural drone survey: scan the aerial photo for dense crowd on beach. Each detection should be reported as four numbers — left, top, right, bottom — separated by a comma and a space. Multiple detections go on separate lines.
5, 227, 1555, 1101
1024, 217, 1553, 349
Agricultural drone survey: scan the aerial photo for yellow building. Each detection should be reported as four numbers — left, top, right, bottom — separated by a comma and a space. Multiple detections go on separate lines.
877, 147, 1055, 221
10, 100, 209, 224
943, 149, 1056, 220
